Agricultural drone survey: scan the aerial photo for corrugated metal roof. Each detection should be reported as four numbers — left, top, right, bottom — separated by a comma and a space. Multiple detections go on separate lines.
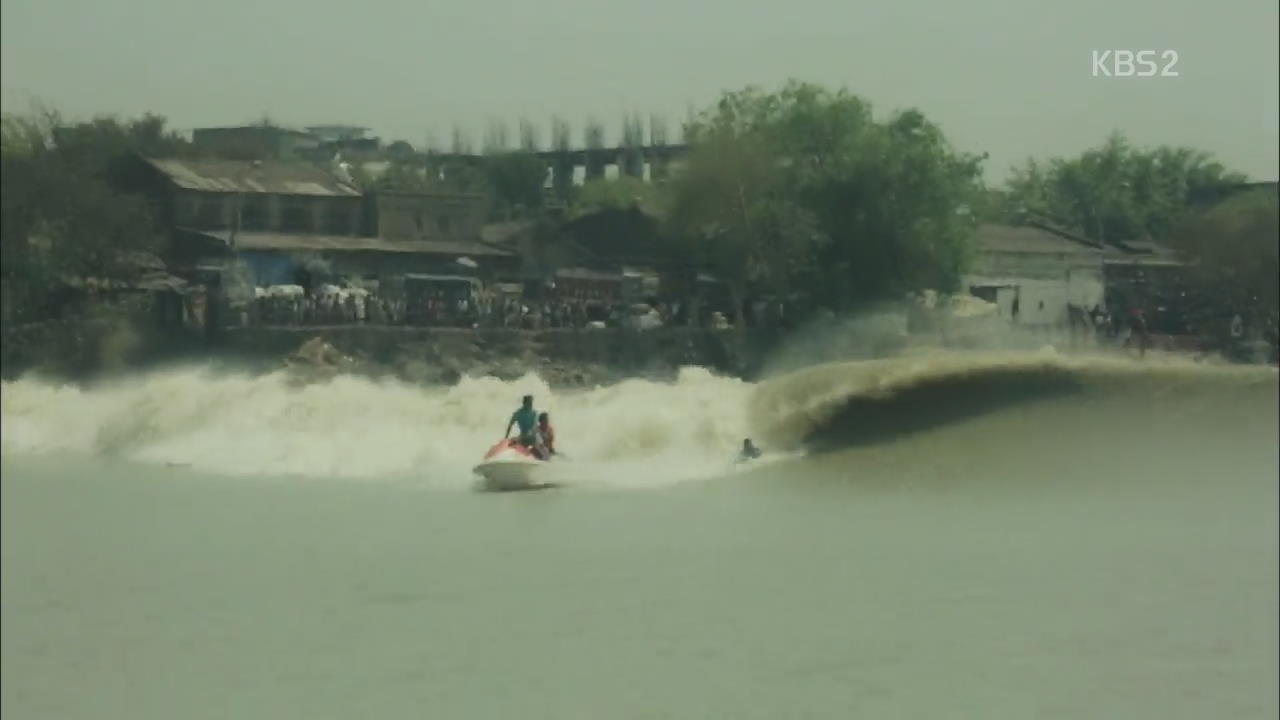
1117, 240, 1180, 258
194, 125, 317, 138
201, 231, 516, 258
404, 274, 482, 284
974, 224, 1102, 255
145, 157, 361, 197
1103, 256, 1187, 268
556, 267, 622, 281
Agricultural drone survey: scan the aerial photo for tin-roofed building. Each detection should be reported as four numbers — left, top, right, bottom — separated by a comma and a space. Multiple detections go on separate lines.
965, 223, 1108, 326
966, 221, 1195, 335
127, 156, 366, 244
117, 155, 517, 294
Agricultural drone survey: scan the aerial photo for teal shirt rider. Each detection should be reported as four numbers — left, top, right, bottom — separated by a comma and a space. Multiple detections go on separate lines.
512, 407, 537, 438
507, 395, 539, 443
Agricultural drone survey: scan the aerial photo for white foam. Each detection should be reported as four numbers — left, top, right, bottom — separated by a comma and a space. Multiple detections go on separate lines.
1, 366, 754, 487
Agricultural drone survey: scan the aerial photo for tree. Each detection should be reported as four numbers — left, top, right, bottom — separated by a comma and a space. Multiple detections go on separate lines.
572, 177, 660, 217
484, 152, 548, 218
665, 119, 825, 327
1005, 132, 1248, 245
1168, 187, 1279, 345
386, 140, 415, 159
1, 109, 181, 324
673, 81, 983, 312
799, 105, 984, 304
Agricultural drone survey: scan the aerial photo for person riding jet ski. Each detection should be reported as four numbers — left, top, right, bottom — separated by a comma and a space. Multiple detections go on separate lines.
737, 438, 762, 463
505, 395, 545, 459
537, 412, 556, 458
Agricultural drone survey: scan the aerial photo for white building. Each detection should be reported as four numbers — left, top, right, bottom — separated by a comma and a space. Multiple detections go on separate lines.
965, 224, 1106, 327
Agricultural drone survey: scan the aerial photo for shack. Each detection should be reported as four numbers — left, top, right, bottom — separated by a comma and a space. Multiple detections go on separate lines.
402, 274, 482, 326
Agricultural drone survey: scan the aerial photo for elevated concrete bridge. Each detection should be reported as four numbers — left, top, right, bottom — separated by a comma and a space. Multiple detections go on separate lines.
425, 144, 689, 185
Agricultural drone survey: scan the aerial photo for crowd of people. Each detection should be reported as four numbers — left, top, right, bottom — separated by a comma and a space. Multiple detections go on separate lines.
238, 284, 726, 331
246, 285, 401, 326
1063, 304, 1157, 355
1070, 302, 1277, 360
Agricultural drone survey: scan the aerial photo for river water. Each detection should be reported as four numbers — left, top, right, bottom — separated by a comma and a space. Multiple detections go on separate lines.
2, 352, 1277, 719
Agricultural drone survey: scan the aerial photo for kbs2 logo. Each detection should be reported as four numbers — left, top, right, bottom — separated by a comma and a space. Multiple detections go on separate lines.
1091, 50, 1180, 77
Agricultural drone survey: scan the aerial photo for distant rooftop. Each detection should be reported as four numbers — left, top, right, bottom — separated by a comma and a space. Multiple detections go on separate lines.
974, 223, 1102, 255
306, 125, 372, 140
192, 125, 316, 138
143, 157, 361, 197
199, 231, 516, 258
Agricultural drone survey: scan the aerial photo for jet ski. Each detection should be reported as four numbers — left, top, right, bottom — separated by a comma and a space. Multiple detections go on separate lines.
473, 439, 558, 491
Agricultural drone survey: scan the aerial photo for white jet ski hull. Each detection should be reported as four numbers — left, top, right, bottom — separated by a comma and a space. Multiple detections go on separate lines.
473, 460, 557, 491
473, 441, 557, 491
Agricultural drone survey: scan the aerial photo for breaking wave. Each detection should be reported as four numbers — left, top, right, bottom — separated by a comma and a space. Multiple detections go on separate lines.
0, 366, 753, 486
750, 350, 1278, 450
2, 350, 1275, 487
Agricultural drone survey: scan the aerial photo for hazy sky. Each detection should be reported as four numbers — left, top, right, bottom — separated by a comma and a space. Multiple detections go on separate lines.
3, 0, 1277, 182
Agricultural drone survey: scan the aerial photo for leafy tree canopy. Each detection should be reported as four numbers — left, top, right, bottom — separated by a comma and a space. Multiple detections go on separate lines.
670, 81, 985, 312
2, 109, 185, 323
1168, 187, 1278, 338
1004, 132, 1248, 245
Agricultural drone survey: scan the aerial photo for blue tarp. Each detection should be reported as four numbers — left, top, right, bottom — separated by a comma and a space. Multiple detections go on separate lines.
238, 251, 296, 287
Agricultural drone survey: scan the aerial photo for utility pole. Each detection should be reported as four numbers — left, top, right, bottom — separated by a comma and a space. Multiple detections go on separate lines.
229, 160, 263, 250
230, 192, 242, 250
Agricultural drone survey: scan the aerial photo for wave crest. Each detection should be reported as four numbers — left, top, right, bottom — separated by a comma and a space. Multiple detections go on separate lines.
749, 351, 1278, 450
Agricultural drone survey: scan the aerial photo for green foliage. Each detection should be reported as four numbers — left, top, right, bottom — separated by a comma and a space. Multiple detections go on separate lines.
484, 152, 548, 217
665, 124, 824, 324
1005, 132, 1248, 244
572, 177, 660, 217
1168, 188, 1279, 337
2, 109, 184, 324
435, 160, 487, 195
671, 81, 984, 311
800, 104, 984, 304
385, 140, 415, 159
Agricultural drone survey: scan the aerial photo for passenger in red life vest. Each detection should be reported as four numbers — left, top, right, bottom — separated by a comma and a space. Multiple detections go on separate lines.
537, 413, 556, 459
